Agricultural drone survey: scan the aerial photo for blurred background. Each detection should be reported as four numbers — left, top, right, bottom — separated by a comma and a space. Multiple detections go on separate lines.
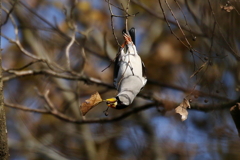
1, 0, 240, 159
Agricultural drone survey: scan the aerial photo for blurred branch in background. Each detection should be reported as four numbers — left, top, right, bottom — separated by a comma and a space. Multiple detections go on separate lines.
1, 0, 240, 159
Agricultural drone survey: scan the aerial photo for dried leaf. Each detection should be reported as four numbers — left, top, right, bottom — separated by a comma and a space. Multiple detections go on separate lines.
230, 105, 236, 112
80, 92, 103, 116
230, 103, 240, 112
175, 98, 191, 121
221, 5, 234, 12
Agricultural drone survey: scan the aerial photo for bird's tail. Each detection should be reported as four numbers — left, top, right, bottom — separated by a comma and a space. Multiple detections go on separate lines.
129, 28, 135, 45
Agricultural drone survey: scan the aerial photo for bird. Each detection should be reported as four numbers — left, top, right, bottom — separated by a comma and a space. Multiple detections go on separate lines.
105, 28, 147, 109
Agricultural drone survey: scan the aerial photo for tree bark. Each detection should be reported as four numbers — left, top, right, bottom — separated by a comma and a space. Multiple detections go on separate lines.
0, 55, 9, 159
0, 2, 9, 159
0, 100, 8, 159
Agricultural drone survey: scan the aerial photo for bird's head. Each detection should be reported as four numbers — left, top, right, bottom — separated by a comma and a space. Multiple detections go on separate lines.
105, 97, 128, 109
106, 97, 117, 108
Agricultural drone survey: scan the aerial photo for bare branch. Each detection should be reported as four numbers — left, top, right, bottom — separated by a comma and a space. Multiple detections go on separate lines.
125, 0, 131, 32
1, 7, 69, 73
3, 69, 114, 88
164, 0, 192, 48
207, 0, 240, 60
1, 7, 39, 60
5, 97, 240, 125
5, 101, 157, 124
3, 66, 232, 102
104, 0, 125, 11
5, 102, 49, 114
173, 0, 196, 41
132, 0, 204, 37
107, 0, 121, 47
3, 60, 43, 71
1, 1, 17, 26
158, 0, 189, 49
146, 79, 230, 101
65, 26, 76, 70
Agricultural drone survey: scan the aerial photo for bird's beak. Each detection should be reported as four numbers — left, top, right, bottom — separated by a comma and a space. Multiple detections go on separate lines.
105, 98, 117, 108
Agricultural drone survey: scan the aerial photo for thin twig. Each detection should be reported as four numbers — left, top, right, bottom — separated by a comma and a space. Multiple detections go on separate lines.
1, 33, 39, 60
1, 7, 39, 59
79, 48, 86, 75
1, 7, 69, 72
42, 90, 56, 111
107, 0, 121, 47
185, 0, 200, 29
132, 0, 204, 37
147, 79, 230, 101
164, 0, 192, 49
104, 0, 125, 11
101, 47, 122, 72
4, 60, 43, 71
5, 102, 49, 114
3, 69, 115, 89
173, 0, 196, 41
190, 60, 208, 78
125, 0, 131, 33
19, 1, 66, 37
207, 0, 240, 60
158, 0, 205, 63
158, 0, 187, 48
1, 1, 17, 26
208, 22, 216, 55
65, 26, 76, 70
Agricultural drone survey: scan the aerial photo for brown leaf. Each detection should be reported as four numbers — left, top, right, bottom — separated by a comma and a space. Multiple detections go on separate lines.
230, 105, 236, 112
80, 92, 103, 116
175, 98, 191, 121
221, 5, 234, 12
230, 103, 240, 112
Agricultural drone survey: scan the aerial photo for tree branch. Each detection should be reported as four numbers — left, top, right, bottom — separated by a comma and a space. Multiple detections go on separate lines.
5, 96, 240, 125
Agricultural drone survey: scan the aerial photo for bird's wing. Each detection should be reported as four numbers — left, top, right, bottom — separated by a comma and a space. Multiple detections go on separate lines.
113, 50, 121, 88
141, 61, 147, 87
130, 28, 146, 85
142, 61, 147, 78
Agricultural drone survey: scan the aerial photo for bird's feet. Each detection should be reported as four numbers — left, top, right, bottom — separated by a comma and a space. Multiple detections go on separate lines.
123, 33, 133, 45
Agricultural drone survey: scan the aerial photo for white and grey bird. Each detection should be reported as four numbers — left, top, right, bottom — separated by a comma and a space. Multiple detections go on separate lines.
106, 28, 147, 109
